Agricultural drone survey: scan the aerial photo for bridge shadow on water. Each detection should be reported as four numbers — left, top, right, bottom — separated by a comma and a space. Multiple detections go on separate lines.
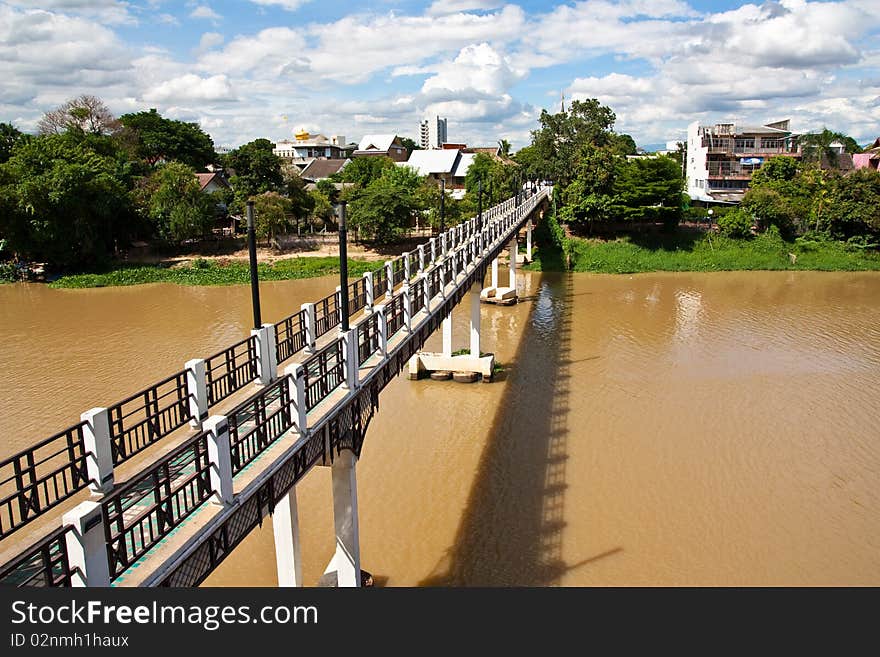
419, 272, 621, 586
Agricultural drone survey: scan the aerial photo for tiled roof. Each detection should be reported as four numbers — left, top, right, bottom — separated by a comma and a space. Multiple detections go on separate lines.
300, 158, 349, 180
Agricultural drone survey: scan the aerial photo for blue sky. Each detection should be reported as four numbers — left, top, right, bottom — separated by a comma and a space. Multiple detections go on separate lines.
1, 1, 878, 150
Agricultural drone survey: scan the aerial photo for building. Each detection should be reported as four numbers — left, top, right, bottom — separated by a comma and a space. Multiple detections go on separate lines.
195, 172, 231, 194
853, 137, 880, 171
686, 119, 800, 203
353, 134, 408, 161
399, 149, 474, 198
272, 130, 353, 170
419, 116, 448, 149
300, 158, 350, 182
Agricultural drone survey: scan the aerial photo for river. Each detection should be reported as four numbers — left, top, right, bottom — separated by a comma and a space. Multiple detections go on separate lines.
1, 271, 879, 585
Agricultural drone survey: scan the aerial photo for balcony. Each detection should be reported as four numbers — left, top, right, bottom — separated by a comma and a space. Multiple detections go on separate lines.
707, 161, 758, 178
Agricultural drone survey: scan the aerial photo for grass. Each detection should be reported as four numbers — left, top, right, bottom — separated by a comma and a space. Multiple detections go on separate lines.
528, 227, 880, 275
49, 256, 379, 289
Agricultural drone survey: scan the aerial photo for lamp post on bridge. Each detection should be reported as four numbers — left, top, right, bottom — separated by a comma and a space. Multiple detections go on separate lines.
246, 200, 262, 330
335, 201, 350, 332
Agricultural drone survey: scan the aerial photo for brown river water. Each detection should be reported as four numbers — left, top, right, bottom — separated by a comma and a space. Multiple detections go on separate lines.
1, 271, 879, 585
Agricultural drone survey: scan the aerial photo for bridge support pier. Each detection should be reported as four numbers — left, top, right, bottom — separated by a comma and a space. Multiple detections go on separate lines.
273, 486, 303, 587
328, 450, 361, 587
526, 220, 533, 262
442, 315, 453, 357
470, 282, 481, 357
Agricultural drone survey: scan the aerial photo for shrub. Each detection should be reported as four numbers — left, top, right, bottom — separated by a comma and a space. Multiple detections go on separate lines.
716, 208, 754, 238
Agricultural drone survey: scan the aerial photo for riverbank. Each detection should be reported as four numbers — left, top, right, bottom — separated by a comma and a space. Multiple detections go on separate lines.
48, 256, 378, 289
526, 219, 880, 274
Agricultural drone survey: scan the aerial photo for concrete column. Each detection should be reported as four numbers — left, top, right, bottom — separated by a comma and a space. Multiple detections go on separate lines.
362, 271, 374, 312
80, 407, 113, 493
402, 283, 413, 333
374, 303, 388, 356
185, 358, 208, 430
342, 329, 359, 390
527, 220, 533, 261
283, 363, 308, 435
384, 260, 393, 298
301, 302, 317, 353
252, 323, 278, 385
403, 251, 410, 281
491, 257, 499, 288
273, 486, 303, 587
204, 415, 233, 505
442, 315, 453, 357
509, 237, 518, 288
331, 449, 361, 588
417, 244, 425, 274
470, 283, 481, 357
63, 501, 110, 587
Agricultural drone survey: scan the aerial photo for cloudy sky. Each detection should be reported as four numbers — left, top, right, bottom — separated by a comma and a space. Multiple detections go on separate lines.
1, 0, 878, 150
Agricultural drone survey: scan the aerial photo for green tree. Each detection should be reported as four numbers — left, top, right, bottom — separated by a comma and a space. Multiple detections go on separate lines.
148, 162, 214, 243
335, 156, 395, 187
281, 165, 315, 224
0, 123, 28, 164
611, 156, 683, 230
0, 133, 133, 266
799, 128, 849, 168
399, 137, 420, 156
498, 139, 512, 158
225, 139, 283, 211
246, 191, 294, 246
609, 133, 638, 156
347, 165, 426, 242
119, 108, 216, 170
822, 169, 880, 238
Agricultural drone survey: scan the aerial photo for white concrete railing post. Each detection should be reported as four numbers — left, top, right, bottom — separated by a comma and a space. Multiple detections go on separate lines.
430, 238, 437, 265
301, 302, 317, 353
63, 501, 111, 587
252, 323, 278, 385
403, 251, 411, 282
417, 244, 425, 274
80, 407, 113, 494
204, 415, 233, 506
273, 486, 303, 587
362, 271, 374, 313
441, 233, 448, 258
421, 270, 431, 313
342, 329, 359, 390
374, 303, 388, 356
384, 260, 394, 299
402, 283, 413, 333
283, 363, 308, 435
185, 358, 208, 430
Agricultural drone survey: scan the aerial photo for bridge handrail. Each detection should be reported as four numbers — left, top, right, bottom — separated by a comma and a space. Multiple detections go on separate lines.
0, 187, 550, 578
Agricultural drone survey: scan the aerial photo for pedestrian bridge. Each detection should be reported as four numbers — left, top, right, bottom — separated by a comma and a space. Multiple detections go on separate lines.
0, 186, 552, 588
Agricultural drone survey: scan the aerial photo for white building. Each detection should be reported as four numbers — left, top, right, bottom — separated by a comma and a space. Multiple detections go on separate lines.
399, 148, 473, 198
686, 119, 800, 203
272, 130, 353, 169
419, 116, 448, 150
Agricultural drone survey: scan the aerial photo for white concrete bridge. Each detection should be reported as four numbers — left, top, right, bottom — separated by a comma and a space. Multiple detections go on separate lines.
0, 185, 552, 588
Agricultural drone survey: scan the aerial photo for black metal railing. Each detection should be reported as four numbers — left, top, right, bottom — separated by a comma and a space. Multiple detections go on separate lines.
274, 310, 306, 365
348, 277, 367, 316
102, 431, 212, 580
205, 336, 259, 407
0, 525, 75, 587
407, 251, 420, 278
373, 265, 388, 298
303, 340, 345, 412
0, 423, 90, 540
391, 258, 405, 287
428, 267, 441, 299
411, 278, 425, 315
314, 291, 341, 339
357, 313, 380, 366
228, 377, 292, 476
108, 371, 192, 465
387, 293, 405, 337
